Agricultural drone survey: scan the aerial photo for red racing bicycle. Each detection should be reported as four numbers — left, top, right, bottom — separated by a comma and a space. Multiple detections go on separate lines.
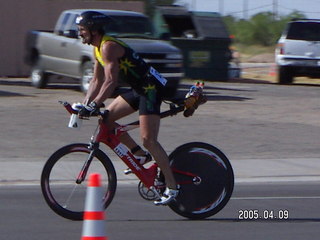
41, 95, 234, 220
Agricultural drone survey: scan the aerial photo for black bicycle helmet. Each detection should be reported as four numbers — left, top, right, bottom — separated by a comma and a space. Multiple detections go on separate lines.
76, 11, 110, 32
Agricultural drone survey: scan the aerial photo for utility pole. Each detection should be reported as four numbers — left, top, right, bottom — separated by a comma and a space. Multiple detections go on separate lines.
191, 0, 196, 10
273, 0, 278, 20
243, 0, 248, 19
219, 0, 224, 16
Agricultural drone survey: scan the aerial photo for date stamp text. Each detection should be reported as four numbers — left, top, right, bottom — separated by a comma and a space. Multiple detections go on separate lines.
238, 209, 289, 220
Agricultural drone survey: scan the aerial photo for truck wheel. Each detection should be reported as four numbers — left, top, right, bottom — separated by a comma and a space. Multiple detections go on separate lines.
80, 61, 93, 93
278, 66, 294, 84
30, 64, 49, 88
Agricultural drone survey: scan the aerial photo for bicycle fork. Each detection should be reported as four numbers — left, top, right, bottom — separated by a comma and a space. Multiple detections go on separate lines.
75, 141, 99, 184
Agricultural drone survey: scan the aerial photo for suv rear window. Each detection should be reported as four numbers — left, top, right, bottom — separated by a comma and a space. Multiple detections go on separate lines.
287, 22, 320, 41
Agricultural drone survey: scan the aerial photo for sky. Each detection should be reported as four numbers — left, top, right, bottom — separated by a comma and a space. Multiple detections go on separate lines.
174, 0, 320, 19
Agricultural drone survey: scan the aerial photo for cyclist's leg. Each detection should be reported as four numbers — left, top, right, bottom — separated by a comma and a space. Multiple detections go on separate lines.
137, 85, 177, 192
107, 91, 148, 157
106, 92, 140, 151
106, 94, 136, 121
139, 115, 176, 188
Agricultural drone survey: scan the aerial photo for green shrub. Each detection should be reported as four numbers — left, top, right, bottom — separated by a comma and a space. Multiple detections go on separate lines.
224, 11, 305, 46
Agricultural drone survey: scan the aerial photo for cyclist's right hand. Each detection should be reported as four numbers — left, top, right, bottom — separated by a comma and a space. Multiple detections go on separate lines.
77, 102, 99, 118
71, 102, 84, 113
69, 102, 90, 117
75, 102, 105, 118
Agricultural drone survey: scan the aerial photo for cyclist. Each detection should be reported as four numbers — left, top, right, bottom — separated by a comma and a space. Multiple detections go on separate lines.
75, 11, 178, 205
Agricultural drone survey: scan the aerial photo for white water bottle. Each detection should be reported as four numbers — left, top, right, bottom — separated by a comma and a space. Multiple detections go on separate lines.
68, 113, 82, 129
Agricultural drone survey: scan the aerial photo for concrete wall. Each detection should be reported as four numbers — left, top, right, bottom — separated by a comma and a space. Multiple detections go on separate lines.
0, 0, 144, 76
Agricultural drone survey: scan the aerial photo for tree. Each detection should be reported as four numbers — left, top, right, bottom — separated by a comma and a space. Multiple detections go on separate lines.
250, 12, 275, 46
223, 11, 306, 46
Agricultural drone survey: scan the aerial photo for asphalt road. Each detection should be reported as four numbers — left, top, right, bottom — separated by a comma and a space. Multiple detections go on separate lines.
1, 183, 320, 240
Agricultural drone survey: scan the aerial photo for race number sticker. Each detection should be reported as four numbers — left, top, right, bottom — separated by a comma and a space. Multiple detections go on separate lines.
149, 66, 167, 86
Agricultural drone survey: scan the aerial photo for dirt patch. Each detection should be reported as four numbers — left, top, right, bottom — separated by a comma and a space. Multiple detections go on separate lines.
247, 53, 275, 63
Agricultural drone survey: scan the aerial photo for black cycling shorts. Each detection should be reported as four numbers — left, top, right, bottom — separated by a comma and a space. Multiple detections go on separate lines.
121, 87, 162, 115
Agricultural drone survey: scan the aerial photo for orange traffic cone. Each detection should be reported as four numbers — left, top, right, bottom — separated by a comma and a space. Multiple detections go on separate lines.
81, 173, 107, 240
269, 63, 277, 76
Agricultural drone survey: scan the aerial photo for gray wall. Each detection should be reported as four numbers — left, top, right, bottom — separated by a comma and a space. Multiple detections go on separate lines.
0, 0, 144, 76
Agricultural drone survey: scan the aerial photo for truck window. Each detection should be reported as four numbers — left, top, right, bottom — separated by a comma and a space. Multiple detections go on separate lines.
287, 22, 320, 41
55, 13, 72, 35
66, 14, 78, 32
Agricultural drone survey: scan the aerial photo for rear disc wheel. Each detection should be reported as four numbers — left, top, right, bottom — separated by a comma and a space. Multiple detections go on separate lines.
168, 142, 234, 219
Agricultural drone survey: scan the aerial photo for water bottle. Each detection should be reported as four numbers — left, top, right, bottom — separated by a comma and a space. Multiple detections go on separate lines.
184, 81, 205, 117
68, 114, 82, 129
68, 103, 83, 129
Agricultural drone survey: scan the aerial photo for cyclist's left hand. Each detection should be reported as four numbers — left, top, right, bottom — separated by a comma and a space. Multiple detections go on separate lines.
78, 101, 99, 117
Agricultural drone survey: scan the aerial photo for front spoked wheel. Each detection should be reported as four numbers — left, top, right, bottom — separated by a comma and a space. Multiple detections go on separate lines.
168, 142, 234, 219
41, 143, 117, 220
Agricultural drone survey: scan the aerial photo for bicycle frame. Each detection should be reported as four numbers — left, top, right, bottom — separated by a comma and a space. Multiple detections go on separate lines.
60, 101, 185, 190
96, 118, 158, 189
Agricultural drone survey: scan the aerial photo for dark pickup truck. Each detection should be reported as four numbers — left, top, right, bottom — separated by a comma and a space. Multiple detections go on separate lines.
25, 9, 183, 92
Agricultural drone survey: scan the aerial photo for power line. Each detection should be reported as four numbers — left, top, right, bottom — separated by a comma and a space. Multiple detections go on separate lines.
228, 3, 273, 17
176, 0, 320, 18
278, 4, 320, 14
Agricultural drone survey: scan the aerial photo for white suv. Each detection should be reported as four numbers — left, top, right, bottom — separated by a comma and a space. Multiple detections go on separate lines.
275, 19, 320, 84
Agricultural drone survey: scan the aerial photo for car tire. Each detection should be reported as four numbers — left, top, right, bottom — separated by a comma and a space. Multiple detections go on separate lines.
278, 66, 294, 84
30, 63, 49, 88
80, 61, 93, 93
